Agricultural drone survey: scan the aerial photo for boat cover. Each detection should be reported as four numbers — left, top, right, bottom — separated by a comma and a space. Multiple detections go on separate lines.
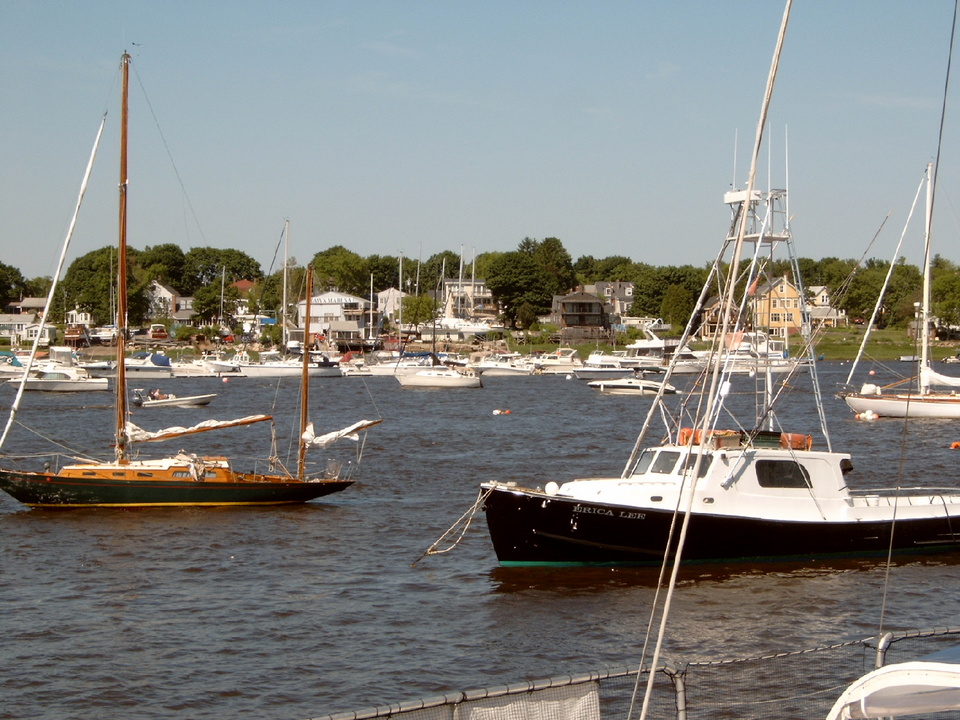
826, 645, 960, 719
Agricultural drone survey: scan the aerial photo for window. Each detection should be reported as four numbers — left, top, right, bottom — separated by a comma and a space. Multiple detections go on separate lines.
679, 452, 713, 478
772, 299, 779, 309
756, 460, 810, 488
651, 451, 681, 474
631, 450, 656, 476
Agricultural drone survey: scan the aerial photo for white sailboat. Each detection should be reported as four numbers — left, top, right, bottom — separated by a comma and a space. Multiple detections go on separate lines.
842, 162, 960, 418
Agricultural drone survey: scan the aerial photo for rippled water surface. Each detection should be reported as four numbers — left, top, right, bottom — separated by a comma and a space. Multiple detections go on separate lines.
2, 362, 960, 720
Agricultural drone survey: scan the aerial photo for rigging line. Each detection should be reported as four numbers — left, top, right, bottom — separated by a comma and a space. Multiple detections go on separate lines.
129, 60, 208, 246
266, 222, 287, 276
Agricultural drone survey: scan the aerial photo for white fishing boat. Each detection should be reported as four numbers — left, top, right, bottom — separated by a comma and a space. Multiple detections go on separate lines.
132, 388, 216, 408
396, 366, 482, 388
479, 6, 960, 567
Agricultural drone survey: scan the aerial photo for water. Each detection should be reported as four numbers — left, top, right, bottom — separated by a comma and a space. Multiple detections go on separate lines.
2, 362, 960, 720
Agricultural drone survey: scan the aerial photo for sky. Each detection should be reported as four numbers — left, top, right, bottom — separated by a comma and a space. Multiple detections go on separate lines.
1, 1, 958, 282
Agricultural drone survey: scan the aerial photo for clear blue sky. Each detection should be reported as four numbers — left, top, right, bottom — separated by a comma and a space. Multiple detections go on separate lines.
1, 1, 957, 281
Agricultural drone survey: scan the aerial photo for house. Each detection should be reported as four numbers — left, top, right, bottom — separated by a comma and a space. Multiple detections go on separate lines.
700, 274, 805, 340
586, 281, 635, 316
148, 280, 194, 323
549, 290, 612, 343
441, 278, 497, 320
295, 290, 376, 348
807, 285, 848, 328
9, 297, 47, 317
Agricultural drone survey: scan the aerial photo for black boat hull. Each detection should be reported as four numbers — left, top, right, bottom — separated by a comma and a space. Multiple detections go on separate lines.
482, 485, 960, 566
0, 470, 353, 508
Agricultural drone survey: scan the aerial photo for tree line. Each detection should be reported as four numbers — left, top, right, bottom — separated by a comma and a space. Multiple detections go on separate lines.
2, 237, 959, 332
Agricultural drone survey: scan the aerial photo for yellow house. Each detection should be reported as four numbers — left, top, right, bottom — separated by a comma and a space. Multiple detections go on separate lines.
699, 274, 803, 339
752, 274, 804, 338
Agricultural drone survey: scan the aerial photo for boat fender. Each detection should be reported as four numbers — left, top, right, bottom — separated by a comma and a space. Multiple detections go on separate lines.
855, 410, 879, 421
544, 481, 559, 496
951, 442, 960, 450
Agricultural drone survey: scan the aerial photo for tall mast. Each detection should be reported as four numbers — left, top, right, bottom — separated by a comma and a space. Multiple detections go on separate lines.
298, 266, 313, 479
920, 161, 934, 393
281, 220, 289, 349
115, 52, 130, 463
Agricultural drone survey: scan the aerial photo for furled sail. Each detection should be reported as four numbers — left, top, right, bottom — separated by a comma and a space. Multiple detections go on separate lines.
126, 414, 272, 443
922, 366, 960, 389
301, 419, 383, 449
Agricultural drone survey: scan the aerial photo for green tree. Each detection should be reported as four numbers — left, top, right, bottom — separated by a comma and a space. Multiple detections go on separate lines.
192, 281, 241, 326
420, 251, 461, 291
486, 251, 554, 326
140, 243, 187, 292
0, 261, 28, 309
401, 293, 438, 327
61, 246, 150, 325
533, 237, 577, 295
182, 247, 263, 296
659, 284, 695, 330
311, 246, 367, 295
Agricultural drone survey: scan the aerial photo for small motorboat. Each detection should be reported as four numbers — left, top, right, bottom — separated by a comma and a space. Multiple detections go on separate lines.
587, 372, 676, 395
133, 388, 216, 408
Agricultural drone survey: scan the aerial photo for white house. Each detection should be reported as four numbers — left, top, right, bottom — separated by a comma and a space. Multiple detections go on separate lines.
296, 290, 375, 342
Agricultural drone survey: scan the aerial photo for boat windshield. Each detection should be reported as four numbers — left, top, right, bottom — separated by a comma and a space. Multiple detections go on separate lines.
651, 451, 681, 474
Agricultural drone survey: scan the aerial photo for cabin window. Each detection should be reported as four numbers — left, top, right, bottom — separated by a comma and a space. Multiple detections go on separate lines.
172, 471, 191, 478
137, 472, 153, 478
756, 459, 810, 489
631, 450, 656, 476
204, 470, 217, 479
651, 451, 681, 475
680, 452, 713, 478
82, 471, 96, 476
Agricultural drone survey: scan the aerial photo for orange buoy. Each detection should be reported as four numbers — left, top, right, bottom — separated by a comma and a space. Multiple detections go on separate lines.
951, 441, 960, 450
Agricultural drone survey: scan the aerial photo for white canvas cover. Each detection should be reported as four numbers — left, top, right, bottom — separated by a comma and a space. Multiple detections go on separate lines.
125, 414, 271, 443
301, 419, 383, 449
826, 659, 960, 719
921, 365, 960, 388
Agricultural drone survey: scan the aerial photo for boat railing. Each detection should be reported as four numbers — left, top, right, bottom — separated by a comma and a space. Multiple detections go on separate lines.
847, 487, 960, 506
312, 626, 960, 720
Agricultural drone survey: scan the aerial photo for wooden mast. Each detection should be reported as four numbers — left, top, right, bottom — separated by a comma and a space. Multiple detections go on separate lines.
115, 52, 130, 463
297, 266, 313, 479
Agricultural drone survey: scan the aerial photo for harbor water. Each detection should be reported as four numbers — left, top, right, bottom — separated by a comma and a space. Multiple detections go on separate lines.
2, 361, 960, 720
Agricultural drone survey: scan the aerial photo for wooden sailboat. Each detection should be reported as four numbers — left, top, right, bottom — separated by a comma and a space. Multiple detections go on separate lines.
0, 53, 380, 508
